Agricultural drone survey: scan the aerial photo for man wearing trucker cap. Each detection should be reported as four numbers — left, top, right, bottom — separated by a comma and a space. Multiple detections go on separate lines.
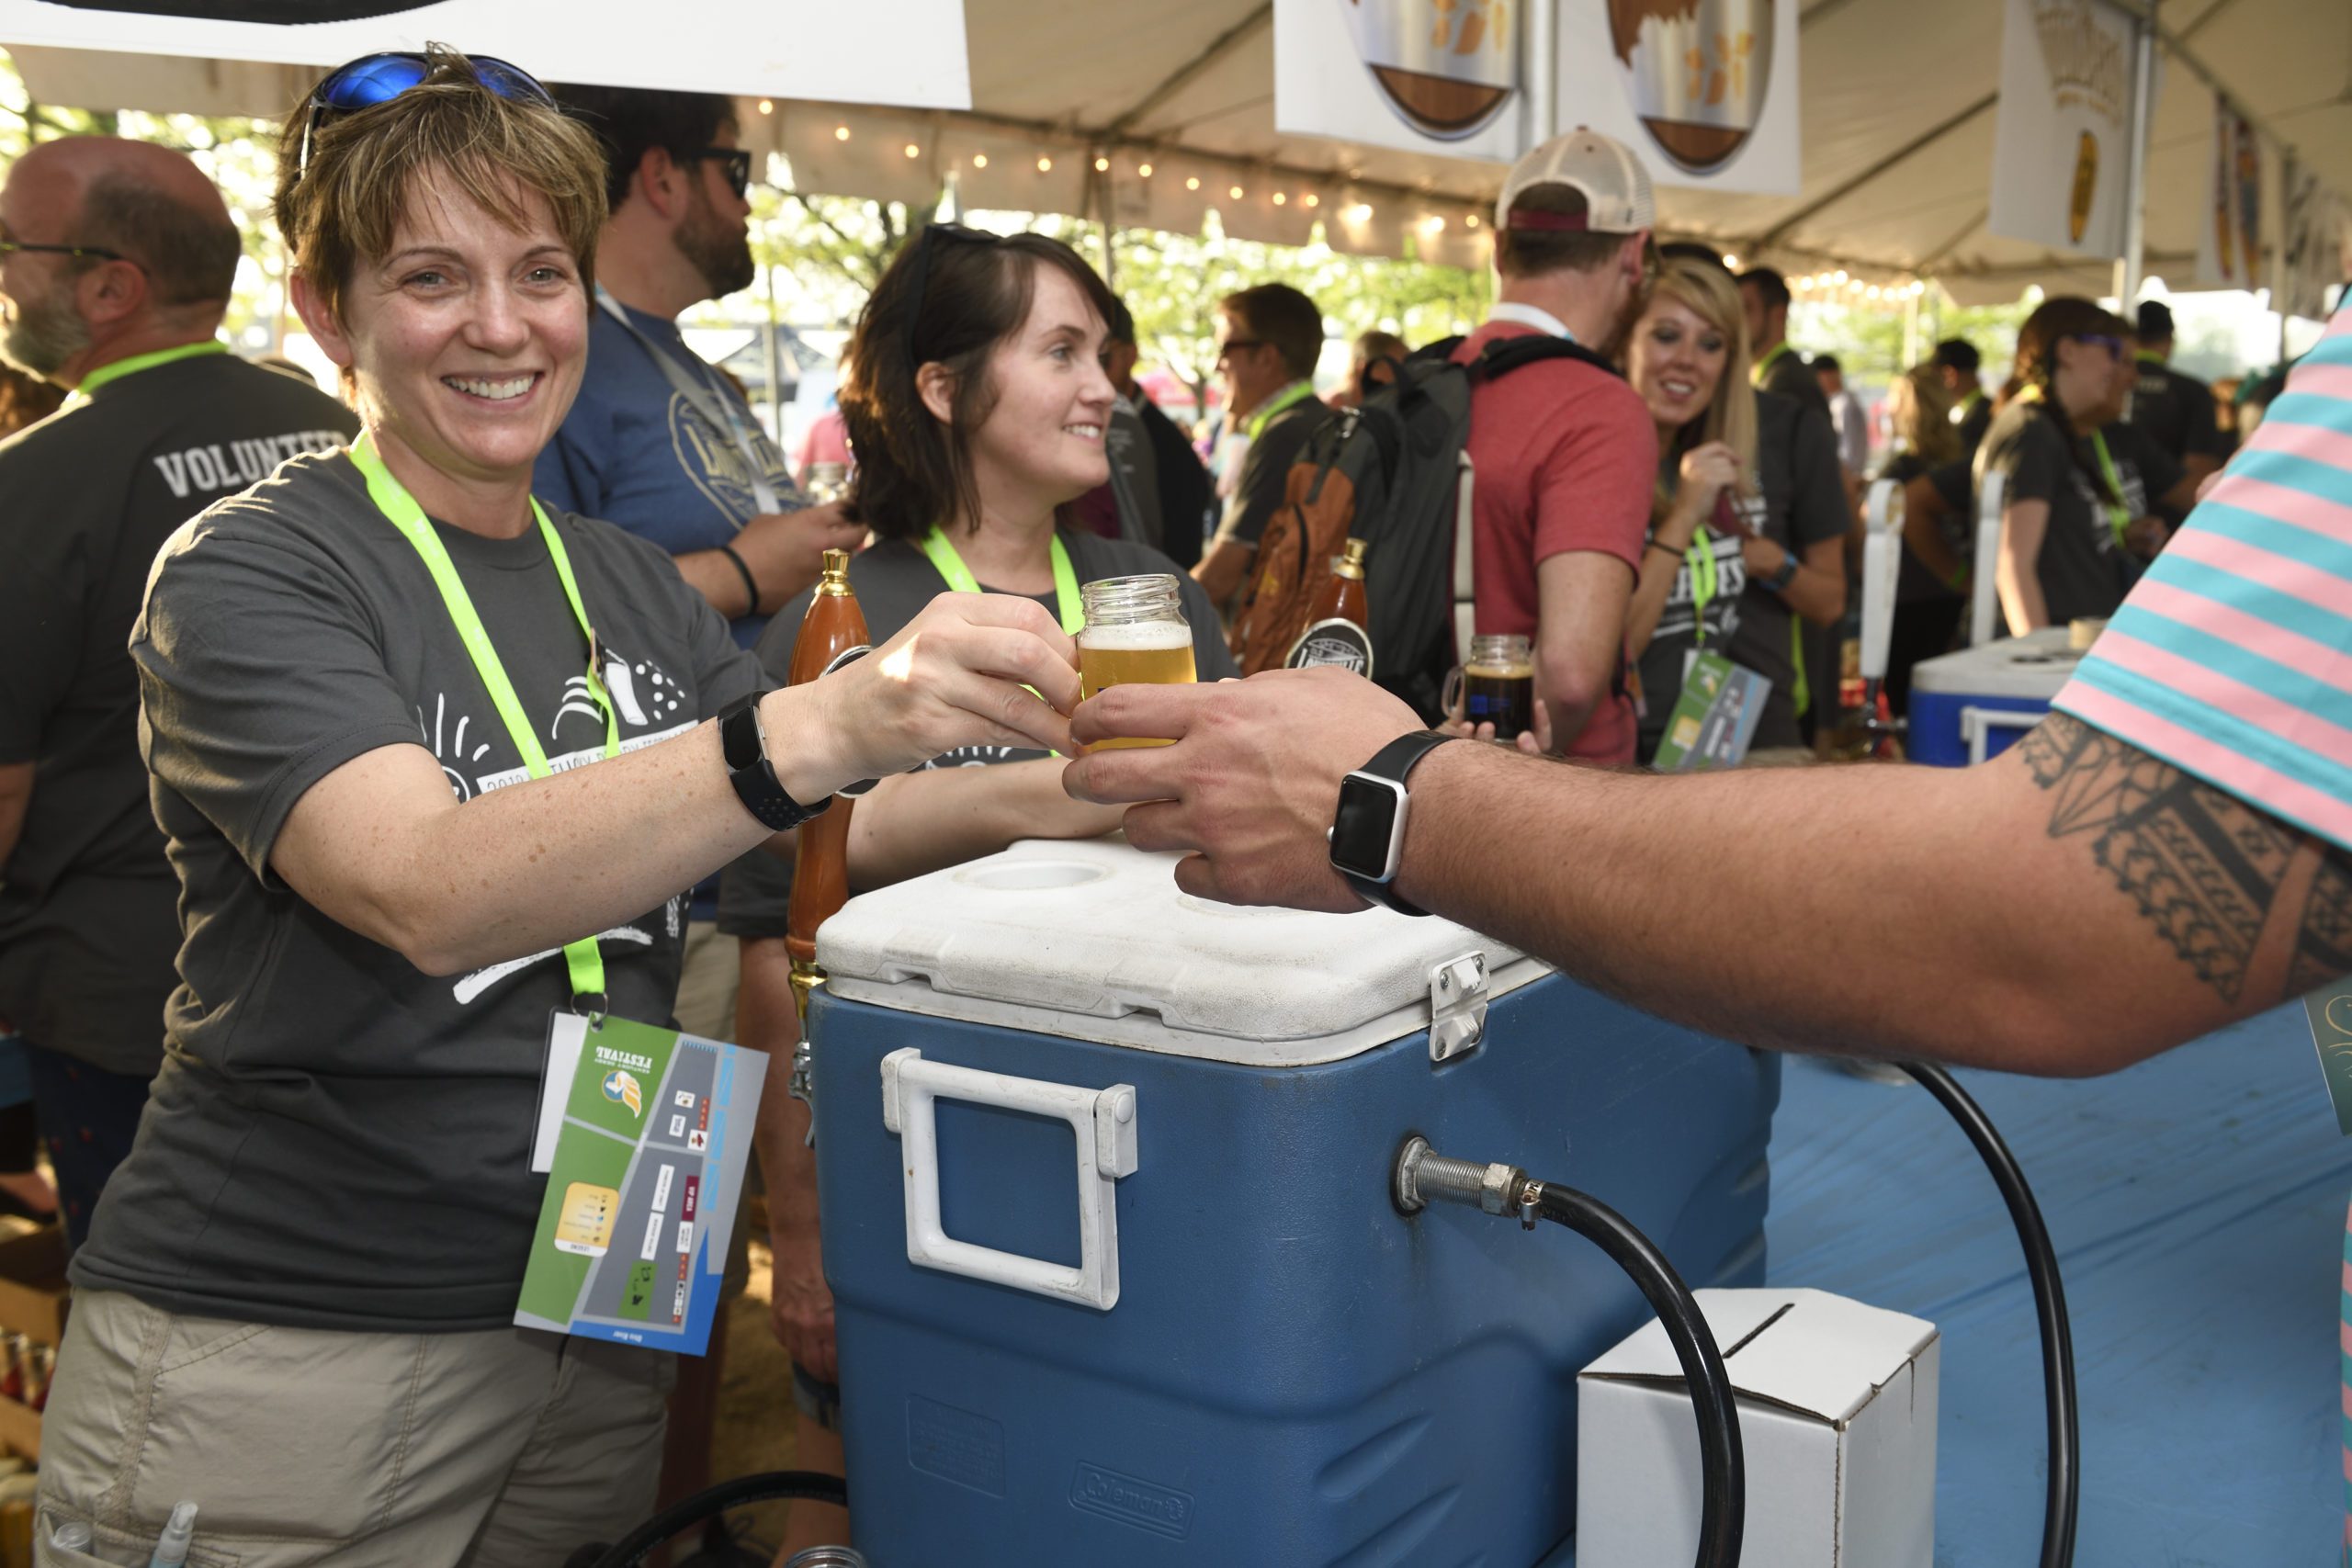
1068, 295, 2352, 1548
1452, 128, 1658, 765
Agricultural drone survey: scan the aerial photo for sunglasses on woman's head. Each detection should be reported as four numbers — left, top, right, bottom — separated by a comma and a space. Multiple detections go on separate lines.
296, 51, 554, 178
902, 223, 1001, 375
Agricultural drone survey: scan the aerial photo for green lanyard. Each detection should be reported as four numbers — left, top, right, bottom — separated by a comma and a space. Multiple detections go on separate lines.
62, 339, 228, 411
1750, 342, 1796, 389
349, 432, 619, 1007
2088, 430, 2133, 548
1246, 379, 1317, 443
920, 527, 1085, 635
1682, 538, 1719, 649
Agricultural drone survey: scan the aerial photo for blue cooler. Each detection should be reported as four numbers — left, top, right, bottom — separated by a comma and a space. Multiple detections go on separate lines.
808, 838, 1780, 1568
1908, 626, 2083, 766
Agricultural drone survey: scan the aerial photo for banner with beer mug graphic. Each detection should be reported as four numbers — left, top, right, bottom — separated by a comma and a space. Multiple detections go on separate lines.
1554, 0, 1802, 196
1276, 0, 1801, 195
1275, 0, 1532, 164
1988, 0, 2155, 259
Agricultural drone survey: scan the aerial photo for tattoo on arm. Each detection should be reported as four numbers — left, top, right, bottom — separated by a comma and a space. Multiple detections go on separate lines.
2018, 714, 2352, 1004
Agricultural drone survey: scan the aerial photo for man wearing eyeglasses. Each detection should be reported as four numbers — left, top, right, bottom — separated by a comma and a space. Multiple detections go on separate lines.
0, 137, 357, 1244
1193, 282, 1336, 609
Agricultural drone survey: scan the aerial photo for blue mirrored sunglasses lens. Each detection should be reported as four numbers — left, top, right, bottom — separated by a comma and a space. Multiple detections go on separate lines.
318, 53, 434, 110
316, 52, 550, 112
472, 58, 554, 105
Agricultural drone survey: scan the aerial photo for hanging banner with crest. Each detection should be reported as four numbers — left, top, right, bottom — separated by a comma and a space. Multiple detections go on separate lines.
1987, 0, 2153, 260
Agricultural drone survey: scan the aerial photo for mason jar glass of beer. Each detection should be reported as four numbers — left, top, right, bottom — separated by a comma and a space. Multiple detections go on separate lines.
1078, 574, 1197, 750
1444, 633, 1535, 742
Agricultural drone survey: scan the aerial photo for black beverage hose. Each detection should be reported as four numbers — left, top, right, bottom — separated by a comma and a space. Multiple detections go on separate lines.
1897, 1059, 2079, 1568
576, 1471, 850, 1568
1528, 1179, 1745, 1568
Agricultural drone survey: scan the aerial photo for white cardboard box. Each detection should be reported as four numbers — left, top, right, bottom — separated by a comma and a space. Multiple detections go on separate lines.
1577, 1287, 1939, 1568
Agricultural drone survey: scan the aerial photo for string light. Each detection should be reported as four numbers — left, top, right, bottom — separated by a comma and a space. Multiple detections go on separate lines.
1832, 269, 1849, 284
1138, 163, 1155, 178
1722, 253, 1739, 269
1273, 191, 1287, 206
1185, 175, 1201, 191
1347, 203, 1374, 222
1094, 156, 1110, 172
1229, 185, 1245, 200
1303, 193, 1320, 209
1464, 212, 1479, 229
1037, 155, 1054, 173
832, 126, 850, 141
1423, 214, 1446, 233
904, 143, 921, 160
971, 152, 988, 169
757, 99, 774, 116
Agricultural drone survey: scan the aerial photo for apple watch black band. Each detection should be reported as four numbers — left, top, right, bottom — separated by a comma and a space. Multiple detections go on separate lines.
1328, 729, 1457, 915
718, 692, 830, 832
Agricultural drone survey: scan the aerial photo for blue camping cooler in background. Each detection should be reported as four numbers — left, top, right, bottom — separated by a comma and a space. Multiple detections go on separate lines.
807, 837, 1781, 1568
1908, 626, 2085, 767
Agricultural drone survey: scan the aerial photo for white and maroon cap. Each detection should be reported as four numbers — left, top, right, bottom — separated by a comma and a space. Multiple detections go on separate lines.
1494, 127, 1655, 236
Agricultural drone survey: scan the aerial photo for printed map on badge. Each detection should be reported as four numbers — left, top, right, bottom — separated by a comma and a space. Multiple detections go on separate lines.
517, 1017, 767, 1356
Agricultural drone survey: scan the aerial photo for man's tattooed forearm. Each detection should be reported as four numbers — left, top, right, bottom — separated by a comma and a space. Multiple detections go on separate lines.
2290, 854, 2352, 999
2018, 714, 2305, 1002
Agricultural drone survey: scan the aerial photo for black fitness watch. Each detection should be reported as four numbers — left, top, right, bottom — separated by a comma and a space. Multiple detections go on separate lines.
1766, 547, 1801, 592
718, 692, 831, 832
1327, 730, 1458, 915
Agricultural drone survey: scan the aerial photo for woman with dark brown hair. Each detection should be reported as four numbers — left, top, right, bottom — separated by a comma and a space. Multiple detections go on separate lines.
728, 230, 1235, 1551
1977, 297, 2201, 633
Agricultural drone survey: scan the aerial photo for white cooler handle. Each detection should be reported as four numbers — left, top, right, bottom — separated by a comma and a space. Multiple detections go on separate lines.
880, 1048, 1139, 1311
1961, 704, 2041, 764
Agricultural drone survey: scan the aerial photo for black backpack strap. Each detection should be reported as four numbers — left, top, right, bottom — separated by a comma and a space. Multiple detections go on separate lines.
1473, 333, 1623, 382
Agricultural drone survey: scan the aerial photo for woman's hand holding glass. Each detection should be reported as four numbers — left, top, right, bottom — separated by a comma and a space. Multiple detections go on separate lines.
778, 591, 1080, 798
1671, 441, 1745, 538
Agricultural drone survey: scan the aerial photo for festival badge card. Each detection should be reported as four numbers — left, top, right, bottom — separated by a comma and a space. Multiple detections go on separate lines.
518, 1014, 766, 1354
2302, 986, 2352, 1136
1650, 651, 1770, 772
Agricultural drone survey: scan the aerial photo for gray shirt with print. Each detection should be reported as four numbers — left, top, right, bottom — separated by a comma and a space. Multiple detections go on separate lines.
72, 450, 763, 1332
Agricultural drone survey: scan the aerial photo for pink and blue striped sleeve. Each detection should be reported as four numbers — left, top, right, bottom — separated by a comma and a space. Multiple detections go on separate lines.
2053, 299, 2352, 853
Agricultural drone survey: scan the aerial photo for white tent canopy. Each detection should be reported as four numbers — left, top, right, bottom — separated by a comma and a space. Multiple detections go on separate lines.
9, 0, 2349, 303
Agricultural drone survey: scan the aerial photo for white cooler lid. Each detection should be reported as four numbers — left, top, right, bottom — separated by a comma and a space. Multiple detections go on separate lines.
1911, 625, 2083, 699
815, 836, 1546, 1066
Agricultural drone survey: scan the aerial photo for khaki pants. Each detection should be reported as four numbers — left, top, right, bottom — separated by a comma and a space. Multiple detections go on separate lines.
36, 1290, 673, 1568
672, 920, 740, 1043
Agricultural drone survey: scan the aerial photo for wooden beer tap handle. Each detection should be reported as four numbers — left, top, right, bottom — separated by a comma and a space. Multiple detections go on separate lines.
785, 550, 869, 1012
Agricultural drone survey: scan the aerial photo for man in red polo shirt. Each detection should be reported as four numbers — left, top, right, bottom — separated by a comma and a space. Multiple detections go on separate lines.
1451, 129, 1659, 763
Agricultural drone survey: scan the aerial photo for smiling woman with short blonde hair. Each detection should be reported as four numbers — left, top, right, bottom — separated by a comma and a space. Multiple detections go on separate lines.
36, 45, 1089, 1563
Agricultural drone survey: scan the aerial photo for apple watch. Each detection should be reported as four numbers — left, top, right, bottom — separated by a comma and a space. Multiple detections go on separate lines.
1327, 730, 1458, 915
718, 691, 831, 832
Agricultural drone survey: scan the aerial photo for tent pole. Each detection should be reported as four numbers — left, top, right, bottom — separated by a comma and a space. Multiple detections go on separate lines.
2113, 2, 2157, 305
1525, 0, 1557, 144
763, 261, 785, 446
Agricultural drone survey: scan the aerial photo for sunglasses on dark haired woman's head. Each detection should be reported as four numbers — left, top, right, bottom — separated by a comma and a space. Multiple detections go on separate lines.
901, 223, 1001, 375
296, 51, 554, 178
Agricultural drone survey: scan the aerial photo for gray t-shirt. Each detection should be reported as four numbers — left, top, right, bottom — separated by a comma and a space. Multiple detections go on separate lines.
73, 449, 762, 1331
0, 352, 356, 1075
1638, 391, 1849, 754
718, 530, 1234, 939
1974, 400, 2181, 628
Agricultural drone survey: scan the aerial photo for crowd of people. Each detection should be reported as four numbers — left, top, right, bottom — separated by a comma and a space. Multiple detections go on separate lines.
0, 39, 2344, 1568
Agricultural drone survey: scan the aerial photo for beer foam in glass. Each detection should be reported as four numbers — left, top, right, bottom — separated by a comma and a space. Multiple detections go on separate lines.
1079, 574, 1197, 750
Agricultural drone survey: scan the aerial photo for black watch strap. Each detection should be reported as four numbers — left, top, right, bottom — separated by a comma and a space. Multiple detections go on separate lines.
718, 693, 829, 832
1334, 730, 1456, 915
